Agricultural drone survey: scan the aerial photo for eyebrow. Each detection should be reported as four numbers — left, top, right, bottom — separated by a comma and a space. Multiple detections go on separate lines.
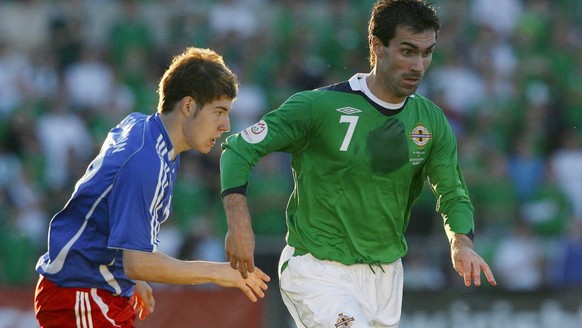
400, 41, 436, 51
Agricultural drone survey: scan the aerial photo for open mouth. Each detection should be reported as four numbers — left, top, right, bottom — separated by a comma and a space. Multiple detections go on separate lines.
404, 75, 420, 82
403, 77, 420, 87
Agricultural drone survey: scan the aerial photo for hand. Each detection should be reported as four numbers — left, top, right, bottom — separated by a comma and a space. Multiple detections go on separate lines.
131, 280, 155, 320
451, 234, 497, 287
225, 228, 256, 279
224, 194, 256, 278
214, 263, 271, 302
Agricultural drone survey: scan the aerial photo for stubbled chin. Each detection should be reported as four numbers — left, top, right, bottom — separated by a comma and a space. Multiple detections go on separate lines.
401, 84, 418, 95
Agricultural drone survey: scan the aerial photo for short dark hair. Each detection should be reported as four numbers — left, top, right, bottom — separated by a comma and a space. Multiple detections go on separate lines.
368, 0, 440, 67
157, 47, 238, 113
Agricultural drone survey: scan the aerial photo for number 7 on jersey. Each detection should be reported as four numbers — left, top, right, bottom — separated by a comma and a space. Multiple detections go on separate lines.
339, 115, 359, 151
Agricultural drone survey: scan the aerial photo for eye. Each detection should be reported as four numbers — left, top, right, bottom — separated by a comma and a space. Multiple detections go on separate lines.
402, 49, 413, 56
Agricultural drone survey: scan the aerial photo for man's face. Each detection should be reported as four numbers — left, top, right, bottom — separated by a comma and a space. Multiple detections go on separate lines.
374, 26, 436, 103
184, 97, 233, 154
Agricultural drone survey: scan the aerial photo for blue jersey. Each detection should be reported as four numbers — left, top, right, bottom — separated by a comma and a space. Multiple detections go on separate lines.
36, 113, 179, 297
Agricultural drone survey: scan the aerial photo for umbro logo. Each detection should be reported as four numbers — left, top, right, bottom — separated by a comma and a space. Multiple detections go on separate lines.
336, 107, 362, 115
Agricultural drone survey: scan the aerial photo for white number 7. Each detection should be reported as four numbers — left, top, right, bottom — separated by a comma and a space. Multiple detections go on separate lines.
339, 115, 359, 151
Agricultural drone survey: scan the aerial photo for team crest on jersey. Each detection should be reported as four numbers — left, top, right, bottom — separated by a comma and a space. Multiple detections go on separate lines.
335, 313, 355, 327
336, 107, 362, 115
409, 123, 431, 148
241, 120, 268, 144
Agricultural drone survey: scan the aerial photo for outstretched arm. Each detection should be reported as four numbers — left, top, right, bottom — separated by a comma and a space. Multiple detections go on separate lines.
450, 234, 497, 287
123, 250, 269, 302
223, 193, 256, 279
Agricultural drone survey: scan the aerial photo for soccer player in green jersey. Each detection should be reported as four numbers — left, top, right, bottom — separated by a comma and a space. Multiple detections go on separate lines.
221, 0, 497, 326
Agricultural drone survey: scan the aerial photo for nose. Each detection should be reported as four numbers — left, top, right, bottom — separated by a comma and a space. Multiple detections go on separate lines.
219, 116, 231, 133
411, 55, 424, 73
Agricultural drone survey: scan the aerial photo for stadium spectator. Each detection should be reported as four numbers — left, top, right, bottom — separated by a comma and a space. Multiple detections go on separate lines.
208, 0, 259, 41
507, 134, 546, 202
493, 220, 545, 291
106, 0, 156, 71
551, 129, 582, 222
47, 0, 85, 73
36, 96, 93, 192
553, 221, 582, 286
63, 46, 116, 113
429, 48, 486, 120
470, 0, 523, 39
0, 40, 31, 118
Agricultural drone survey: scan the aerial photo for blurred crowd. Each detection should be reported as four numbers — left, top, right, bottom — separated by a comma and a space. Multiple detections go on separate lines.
0, 0, 580, 294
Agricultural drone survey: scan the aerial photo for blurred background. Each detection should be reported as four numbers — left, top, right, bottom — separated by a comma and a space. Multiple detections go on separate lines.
0, 0, 580, 327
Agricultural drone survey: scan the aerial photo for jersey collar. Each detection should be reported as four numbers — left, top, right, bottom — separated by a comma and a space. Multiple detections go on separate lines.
348, 73, 410, 110
151, 113, 175, 161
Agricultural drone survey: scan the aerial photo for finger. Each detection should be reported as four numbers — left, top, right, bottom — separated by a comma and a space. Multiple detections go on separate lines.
242, 285, 258, 302
129, 295, 137, 309
248, 281, 266, 299
472, 261, 482, 287
455, 261, 471, 286
141, 297, 154, 320
463, 271, 472, 287
480, 261, 497, 286
228, 254, 238, 271
141, 308, 151, 320
252, 275, 269, 292
238, 262, 249, 279
245, 258, 256, 273
250, 275, 268, 297
254, 268, 271, 283
151, 296, 156, 310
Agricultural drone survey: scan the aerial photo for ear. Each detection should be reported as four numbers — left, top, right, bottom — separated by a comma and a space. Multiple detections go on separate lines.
371, 36, 384, 59
180, 96, 196, 117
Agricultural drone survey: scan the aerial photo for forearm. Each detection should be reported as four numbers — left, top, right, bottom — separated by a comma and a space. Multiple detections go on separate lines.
224, 193, 252, 231
223, 193, 256, 277
123, 250, 231, 285
428, 163, 475, 241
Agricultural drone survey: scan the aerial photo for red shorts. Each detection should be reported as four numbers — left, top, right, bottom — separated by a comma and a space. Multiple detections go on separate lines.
34, 275, 137, 328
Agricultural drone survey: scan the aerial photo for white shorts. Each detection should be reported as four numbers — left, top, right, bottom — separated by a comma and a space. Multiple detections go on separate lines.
278, 245, 403, 328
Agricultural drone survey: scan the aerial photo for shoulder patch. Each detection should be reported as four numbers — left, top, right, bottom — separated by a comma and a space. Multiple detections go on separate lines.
241, 120, 268, 144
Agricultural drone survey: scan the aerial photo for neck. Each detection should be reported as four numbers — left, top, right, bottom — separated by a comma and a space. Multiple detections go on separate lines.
158, 112, 181, 160
365, 70, 406, 104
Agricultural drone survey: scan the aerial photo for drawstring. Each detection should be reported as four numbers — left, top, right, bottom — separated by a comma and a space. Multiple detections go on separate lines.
368, 261, 385, 274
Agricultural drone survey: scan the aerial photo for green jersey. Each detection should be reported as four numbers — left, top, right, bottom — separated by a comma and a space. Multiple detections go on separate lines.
221, 74, 474, 265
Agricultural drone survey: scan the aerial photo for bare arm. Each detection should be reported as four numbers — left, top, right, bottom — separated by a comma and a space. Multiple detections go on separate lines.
223, 193, 256, 279
450, 234, 497, 287
123, 250, 269, 302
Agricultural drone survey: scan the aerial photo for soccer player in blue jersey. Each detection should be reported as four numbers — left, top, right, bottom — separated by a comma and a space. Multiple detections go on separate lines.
34, 47, 270, 328
221, 1, 496, 327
